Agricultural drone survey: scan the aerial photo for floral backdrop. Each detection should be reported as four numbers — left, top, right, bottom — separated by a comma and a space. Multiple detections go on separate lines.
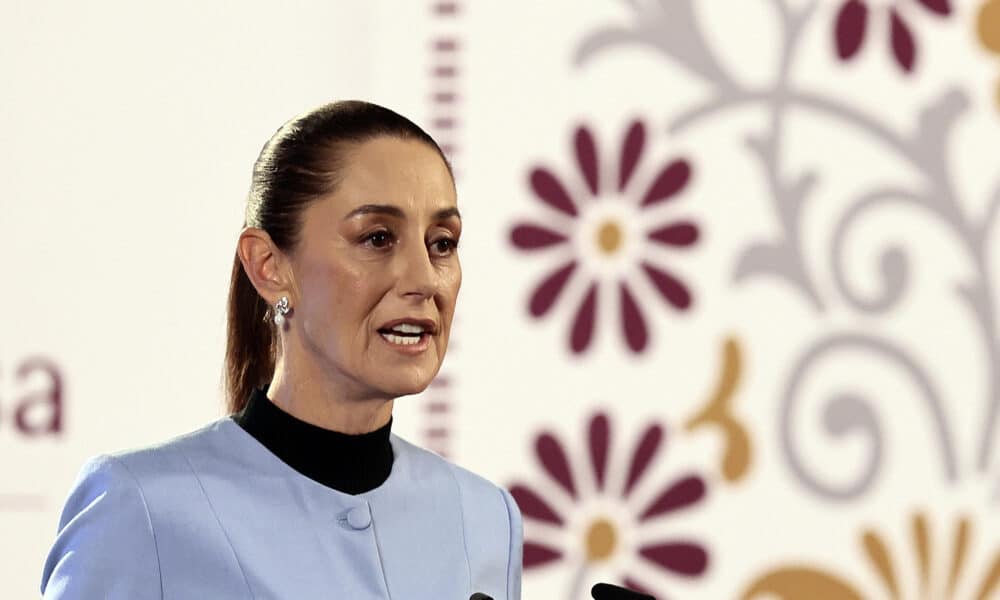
444, 0, 1000, 597
2, 0, 999, 598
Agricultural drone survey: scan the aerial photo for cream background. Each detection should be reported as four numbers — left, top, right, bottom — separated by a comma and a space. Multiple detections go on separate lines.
3, 1, 999, 598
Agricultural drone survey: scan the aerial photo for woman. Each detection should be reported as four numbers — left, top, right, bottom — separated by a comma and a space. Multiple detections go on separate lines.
40, 101, 523, 599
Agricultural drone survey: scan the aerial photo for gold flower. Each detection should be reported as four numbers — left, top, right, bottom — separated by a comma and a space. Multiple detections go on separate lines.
742, 511, 1000, 599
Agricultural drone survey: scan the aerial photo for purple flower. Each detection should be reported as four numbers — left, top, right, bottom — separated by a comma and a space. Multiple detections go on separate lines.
509, 412, 710, 597
511, 120, 700, 354
834, 0, 951, 73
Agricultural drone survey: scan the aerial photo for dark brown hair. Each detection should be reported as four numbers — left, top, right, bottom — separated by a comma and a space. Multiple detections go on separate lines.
224, 100, 451, 414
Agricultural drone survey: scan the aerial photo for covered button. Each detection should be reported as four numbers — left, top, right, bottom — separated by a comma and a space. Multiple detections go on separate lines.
346, 504, 372, 530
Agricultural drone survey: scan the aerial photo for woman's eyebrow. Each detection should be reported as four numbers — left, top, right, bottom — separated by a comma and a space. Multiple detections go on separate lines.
434, 207, 461, 221
343, 204, 405, 220
342, 204, 461, 221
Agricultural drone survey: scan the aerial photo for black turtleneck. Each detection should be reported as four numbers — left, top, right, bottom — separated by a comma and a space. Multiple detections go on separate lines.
233, 384, 394, 495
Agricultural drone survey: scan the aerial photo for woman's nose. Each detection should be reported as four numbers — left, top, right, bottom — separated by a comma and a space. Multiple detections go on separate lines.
397, 241, 438, 298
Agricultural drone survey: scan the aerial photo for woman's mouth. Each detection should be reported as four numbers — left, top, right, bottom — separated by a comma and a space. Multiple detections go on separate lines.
377, 322, 432, 353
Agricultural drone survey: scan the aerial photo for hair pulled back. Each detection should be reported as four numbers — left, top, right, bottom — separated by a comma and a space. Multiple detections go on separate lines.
224, 100, 449, 413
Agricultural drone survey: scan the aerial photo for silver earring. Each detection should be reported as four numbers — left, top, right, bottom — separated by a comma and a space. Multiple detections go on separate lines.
273, 296, 290, 327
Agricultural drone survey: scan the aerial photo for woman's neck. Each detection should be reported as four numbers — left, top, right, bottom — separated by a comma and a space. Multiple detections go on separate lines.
268, 360, 394, 435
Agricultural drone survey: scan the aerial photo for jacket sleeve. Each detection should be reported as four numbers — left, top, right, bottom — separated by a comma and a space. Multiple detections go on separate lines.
40, 454, 162, 599
500, 486, 523, 600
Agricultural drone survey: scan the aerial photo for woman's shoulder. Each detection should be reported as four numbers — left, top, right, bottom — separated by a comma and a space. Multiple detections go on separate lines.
71, 417, 242, 494
390, 433, 521, 521
43, 418, 252, 598
390, 434, 500, 490
389, 434, 523, 597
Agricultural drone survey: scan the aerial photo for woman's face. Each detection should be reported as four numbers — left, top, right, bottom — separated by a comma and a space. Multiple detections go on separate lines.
286, 136, 461, 399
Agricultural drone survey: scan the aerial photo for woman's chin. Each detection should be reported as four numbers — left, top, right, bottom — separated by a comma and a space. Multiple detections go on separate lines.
374, 368, 440, 398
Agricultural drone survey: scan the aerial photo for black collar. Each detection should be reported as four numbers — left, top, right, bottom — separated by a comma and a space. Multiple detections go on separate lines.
233, 384, 394, 495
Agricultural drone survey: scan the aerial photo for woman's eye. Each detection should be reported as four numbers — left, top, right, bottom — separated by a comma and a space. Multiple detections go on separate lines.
432, 238, 458, 255
364, 230, 395, 249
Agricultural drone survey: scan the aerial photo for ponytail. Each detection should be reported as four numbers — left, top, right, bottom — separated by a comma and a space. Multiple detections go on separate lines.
224, 247, 276, 413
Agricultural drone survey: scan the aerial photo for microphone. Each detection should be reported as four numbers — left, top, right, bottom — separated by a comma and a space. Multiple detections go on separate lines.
468, 582, 652, 599
591, 582, 655, 599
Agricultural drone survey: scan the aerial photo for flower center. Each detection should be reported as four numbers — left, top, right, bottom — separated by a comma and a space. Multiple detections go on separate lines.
585, 518, 617, 561
595, 220, 623, 254
978, 0, 1000, 55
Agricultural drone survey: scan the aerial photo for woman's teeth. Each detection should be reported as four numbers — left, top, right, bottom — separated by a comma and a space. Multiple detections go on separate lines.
380, 332, 423, 345
379, 322, 429, 346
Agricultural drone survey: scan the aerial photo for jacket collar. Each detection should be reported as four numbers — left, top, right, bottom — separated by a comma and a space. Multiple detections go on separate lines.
233, 383, 394, 495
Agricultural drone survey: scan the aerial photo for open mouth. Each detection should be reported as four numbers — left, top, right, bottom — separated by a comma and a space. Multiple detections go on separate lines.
377, 322, 433, 347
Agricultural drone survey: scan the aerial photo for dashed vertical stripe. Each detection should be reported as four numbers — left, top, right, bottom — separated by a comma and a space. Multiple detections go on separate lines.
423, 0, 463, 457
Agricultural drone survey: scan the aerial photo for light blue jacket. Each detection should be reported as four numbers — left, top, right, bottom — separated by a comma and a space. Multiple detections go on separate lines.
40, 417, 523, 599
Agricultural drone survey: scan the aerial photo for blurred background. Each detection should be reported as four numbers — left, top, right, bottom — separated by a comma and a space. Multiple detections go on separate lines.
3, 0, 1000, 598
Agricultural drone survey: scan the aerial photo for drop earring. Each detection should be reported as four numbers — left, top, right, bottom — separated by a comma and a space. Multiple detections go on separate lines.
273, 296, 290, 327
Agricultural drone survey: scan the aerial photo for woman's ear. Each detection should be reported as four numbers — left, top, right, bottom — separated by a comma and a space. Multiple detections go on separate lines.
237, 227, 293, 306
